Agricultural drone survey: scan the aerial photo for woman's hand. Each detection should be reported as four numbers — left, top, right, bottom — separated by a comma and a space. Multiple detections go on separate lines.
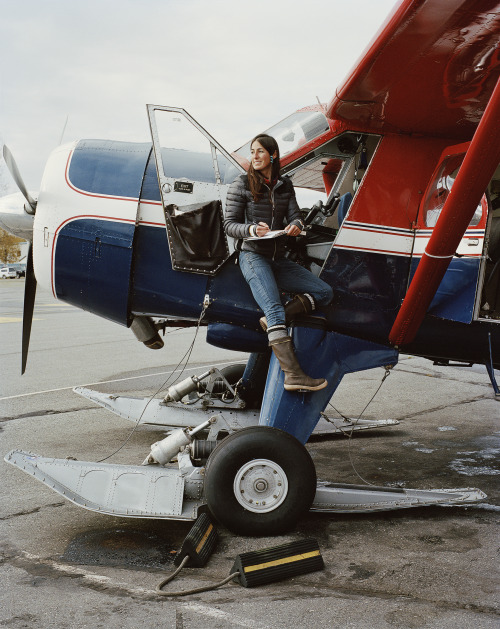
284, 224, 301, 237
255, 222, 270, 237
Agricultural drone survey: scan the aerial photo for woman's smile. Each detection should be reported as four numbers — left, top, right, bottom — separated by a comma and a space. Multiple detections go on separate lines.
250, 140, 274, 177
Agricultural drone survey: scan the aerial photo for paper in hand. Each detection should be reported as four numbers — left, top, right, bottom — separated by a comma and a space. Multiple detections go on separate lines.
245, 229, 286, 241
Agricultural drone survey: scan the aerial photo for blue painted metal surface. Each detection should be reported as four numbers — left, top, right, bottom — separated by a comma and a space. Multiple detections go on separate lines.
54, 140, 153, 326
259, 326, 399, 444
207, 254, 264, 329
321, 249, 410, 342
322, 242, 481, 340
410, 256, 480, 324
130, 224, 208, 319
207, 323, 268, 353
239, 351, 271, 407
69, 140, 152, 198
140, 150, 162, 202
55, 218, 135, 325
67, 140, 239, 201
130, 227, 266, 329
405, 316, 500, 369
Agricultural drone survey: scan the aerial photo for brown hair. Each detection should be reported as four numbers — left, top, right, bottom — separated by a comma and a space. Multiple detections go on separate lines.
248, 134, 281, 201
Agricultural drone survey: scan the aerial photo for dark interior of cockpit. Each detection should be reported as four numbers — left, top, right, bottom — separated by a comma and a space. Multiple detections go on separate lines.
281, 132, 378, 275
480, 176, 500, 320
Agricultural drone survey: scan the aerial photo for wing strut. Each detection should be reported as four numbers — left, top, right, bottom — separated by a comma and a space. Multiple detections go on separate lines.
389, 76, 500, 347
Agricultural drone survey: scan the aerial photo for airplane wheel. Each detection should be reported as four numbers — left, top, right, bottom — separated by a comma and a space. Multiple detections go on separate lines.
204, 426, 316, 536
218, 363, 245, 384
198, 364, 245, 396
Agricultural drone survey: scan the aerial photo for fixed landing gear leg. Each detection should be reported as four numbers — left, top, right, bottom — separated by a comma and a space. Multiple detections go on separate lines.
486, 332, 500, 399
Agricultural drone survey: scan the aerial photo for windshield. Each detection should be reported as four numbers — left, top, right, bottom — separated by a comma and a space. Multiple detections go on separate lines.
234, 110, 330, 165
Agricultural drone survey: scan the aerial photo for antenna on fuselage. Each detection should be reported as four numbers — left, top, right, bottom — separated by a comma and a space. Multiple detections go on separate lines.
58, 115, 69, 145
315, 96, 327, 113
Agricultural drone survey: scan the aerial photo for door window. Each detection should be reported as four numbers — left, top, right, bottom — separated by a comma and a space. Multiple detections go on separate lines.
147, 106, 244, 274
147, 105, 243, 210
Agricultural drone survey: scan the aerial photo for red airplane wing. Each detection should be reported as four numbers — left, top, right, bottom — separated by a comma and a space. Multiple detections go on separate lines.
327, 0, 500, 141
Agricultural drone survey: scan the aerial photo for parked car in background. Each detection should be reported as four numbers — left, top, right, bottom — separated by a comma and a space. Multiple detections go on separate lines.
10, 263, 26, 278
0, 266, 17, 279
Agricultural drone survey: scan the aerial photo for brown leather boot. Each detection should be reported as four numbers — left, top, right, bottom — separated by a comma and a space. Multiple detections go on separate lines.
270, 336, 327, 391
260, 294, 313, 332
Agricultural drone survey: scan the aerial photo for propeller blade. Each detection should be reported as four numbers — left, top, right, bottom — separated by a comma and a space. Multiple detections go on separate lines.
2, 144, 37, 213
22, 243, 37, 375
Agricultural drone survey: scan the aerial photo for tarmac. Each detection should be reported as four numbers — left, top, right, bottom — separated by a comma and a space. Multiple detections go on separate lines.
1, 280, 499, 628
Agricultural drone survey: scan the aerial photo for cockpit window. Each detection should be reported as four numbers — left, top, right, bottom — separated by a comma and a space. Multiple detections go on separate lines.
234, 110, 330, 164
424, 154, 482, 227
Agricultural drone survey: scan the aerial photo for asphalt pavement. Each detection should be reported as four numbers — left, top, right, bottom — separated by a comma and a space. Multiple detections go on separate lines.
1, 280, 499, 628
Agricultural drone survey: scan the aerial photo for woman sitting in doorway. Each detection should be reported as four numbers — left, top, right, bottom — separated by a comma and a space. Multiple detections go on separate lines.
224, 134, 333, 391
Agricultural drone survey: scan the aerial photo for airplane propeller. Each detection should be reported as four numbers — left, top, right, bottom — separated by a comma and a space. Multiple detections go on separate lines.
2, 144, 38, 373
2, 144, 37, 214
21, 243, 37, 374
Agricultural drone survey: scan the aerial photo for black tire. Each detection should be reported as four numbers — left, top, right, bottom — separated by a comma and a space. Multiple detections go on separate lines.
199, 363, 245, 395
218, 363, 245, 384
204, 426, 316, 536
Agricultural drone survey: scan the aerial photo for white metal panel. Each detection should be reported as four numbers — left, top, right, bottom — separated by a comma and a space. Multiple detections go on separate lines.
6, 450, 186, 518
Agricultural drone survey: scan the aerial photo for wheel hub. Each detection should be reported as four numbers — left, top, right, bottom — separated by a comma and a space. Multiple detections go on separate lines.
233, 459, 289, 513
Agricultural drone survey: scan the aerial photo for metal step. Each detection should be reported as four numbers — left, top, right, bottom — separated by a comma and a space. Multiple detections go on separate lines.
312, 481, 487, 513
4, 449, 201, 520
73, 387, 399, 437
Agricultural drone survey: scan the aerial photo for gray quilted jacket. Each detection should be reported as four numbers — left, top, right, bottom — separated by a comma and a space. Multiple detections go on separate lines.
224, 174, 303, 258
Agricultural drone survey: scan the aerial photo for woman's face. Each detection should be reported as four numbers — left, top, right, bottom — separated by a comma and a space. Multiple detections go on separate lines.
251, 140, 275, 175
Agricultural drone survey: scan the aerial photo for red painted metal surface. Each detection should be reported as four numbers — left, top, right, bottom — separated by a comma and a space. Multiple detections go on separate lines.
344, 134, 447, 229
389, 76, 500, 346
327, 0, 500, 140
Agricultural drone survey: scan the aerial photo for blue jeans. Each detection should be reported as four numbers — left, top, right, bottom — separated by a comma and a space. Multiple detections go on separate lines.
239, 251, 333, 330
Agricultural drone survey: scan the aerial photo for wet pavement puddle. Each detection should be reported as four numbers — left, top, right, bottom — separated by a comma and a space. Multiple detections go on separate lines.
62, 528, 177, 569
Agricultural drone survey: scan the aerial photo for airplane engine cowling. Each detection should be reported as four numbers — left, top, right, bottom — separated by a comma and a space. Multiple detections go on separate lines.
34, 140, 152, 326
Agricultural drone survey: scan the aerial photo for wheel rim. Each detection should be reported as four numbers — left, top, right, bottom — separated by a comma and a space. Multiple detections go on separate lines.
233, 458, 289, 513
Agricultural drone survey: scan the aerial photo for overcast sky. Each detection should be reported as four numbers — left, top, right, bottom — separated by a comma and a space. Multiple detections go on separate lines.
0, 0, 397, 192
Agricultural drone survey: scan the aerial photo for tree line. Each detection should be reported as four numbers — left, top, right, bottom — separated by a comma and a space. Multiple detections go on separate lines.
0, 228, 23, 264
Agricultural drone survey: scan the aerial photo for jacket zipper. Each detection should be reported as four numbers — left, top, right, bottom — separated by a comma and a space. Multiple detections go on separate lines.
271, 187, 277, 260
269, 180, 283, 260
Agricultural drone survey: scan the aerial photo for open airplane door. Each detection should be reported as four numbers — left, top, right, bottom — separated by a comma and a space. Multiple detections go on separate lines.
147, 105, 244, 275
410, 142, 490, 324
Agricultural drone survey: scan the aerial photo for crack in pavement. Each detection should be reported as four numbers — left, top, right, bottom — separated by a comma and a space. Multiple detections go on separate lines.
2, 550, 499, 618
394, 395, 494, 421
0, 502, 66, 521
0, 406, 96, 423
393, 365, 495, 389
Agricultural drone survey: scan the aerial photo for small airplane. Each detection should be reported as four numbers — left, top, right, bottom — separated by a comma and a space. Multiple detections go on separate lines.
2, 0, 499, 535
